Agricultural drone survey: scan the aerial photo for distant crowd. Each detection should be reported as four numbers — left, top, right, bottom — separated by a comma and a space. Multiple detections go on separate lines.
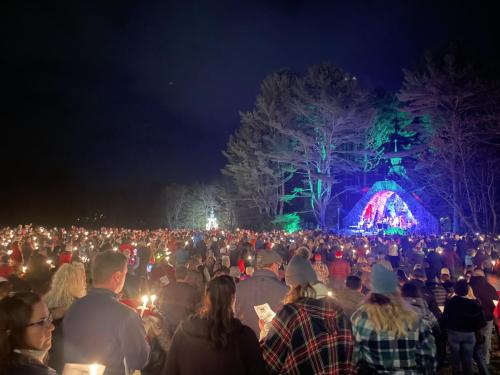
1, 225, 500, 375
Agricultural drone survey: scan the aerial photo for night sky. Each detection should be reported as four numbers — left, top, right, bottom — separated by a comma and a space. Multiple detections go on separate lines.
1, 1, 498, 227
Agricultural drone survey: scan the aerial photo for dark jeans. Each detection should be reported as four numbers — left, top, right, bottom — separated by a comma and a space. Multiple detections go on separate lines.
448, 330, 475, 375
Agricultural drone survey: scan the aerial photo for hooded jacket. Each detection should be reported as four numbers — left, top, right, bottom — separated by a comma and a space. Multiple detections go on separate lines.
442, 295, 486, 332
165, 316, 267, 375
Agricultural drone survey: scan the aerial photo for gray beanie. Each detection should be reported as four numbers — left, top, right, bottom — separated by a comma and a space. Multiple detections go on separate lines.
285, 248, 317, 287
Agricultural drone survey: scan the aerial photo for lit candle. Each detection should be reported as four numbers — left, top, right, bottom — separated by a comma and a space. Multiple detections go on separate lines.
150, 294, 157, 308
140, 295, 149, 317
22, 266, 27, 273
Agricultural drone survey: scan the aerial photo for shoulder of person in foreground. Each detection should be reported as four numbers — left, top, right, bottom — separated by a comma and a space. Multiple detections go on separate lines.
235, 320, 269, 375
118, 305, 151, 371
5, 354, 57, 375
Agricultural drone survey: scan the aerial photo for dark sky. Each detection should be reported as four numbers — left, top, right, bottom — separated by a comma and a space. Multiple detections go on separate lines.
1, 0, 498, 226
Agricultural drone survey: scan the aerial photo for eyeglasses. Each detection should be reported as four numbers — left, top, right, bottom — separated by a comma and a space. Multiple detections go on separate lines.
26, 315, 53, 328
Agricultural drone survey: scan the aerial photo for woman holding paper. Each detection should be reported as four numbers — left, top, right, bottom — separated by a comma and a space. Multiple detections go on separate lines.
260, 248, 355, 374
0, 291, 56, 375
165, 275, 267, 375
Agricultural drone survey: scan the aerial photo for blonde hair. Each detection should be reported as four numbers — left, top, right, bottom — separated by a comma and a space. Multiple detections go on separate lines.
361, 292, 418, 337
466, 286, 476, 300
284, 283, 316, 304
44, 262, 87, 311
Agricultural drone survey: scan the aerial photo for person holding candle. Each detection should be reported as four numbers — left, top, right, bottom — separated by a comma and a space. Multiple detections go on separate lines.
0, 291, 56, 375
63, 251, 150, 375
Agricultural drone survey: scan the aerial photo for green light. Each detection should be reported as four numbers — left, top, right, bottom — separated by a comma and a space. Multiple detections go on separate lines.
272, 213, 301, 233
384, 227, 406, 236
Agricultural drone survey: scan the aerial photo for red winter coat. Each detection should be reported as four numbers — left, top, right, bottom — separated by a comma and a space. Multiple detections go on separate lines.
329, 259, 351, 280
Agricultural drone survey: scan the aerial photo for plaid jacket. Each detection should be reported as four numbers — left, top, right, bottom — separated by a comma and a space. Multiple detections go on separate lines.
351, 307, 436, 374
312, 261, 330, 284
261, 297, 355, 375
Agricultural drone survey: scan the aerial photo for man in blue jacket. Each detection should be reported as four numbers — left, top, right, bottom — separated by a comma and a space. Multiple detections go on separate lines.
63, 251, 150, 374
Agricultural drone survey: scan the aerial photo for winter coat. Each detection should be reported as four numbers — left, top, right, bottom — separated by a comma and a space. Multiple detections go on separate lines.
425, 252, 442, 281
426, 281, 448, 307
4, 352, 57, 375
235, 269, 288, 337
469, 275, 499, 321
404, 296, 440, 333
408, 279, 441, 320
261, 295, 355, 375
159, 281, 200, 333
165, 317, 267, 375
442, 295, 486, 332
329, 259, 350, 280
63, 288, 150, 374
334, 287, 364, 318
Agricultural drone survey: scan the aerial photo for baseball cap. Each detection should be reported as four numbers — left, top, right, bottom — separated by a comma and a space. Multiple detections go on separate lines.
257, 249, 282, 267
440, 267, 450, 276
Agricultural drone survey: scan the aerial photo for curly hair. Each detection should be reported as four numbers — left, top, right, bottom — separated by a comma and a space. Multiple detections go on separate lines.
44, 262, 86, 312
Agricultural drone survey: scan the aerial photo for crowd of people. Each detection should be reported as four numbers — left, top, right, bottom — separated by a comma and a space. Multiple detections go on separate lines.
0, 224, 499, 375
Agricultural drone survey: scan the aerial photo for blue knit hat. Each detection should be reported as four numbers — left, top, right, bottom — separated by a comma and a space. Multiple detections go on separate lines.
371, 264, 398, 295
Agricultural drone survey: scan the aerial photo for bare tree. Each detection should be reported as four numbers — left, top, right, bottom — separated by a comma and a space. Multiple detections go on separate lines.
163, 184, 188, 228
261, 64, 374, 229
399, 51, 500, 233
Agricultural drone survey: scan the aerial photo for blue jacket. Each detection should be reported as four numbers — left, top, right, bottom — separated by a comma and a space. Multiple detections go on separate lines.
63, 288, 150, 374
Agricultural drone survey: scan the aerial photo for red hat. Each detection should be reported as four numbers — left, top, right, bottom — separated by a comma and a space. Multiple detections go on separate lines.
314, 253, 322, 261
335, 251, 343, 258
59, 251, 72, 265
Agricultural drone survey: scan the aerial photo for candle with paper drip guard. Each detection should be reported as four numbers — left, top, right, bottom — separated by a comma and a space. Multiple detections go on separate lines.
138, 294, 157, 317
138, 295, 149, 317
62, 362, 105, 375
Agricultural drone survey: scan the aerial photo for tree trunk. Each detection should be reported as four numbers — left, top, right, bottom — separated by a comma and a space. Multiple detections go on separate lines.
279, 180, 285, 216
452, 171, 460, 232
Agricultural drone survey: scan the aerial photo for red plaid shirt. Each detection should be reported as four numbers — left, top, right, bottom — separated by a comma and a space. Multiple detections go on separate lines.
261, 297, 355, 375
